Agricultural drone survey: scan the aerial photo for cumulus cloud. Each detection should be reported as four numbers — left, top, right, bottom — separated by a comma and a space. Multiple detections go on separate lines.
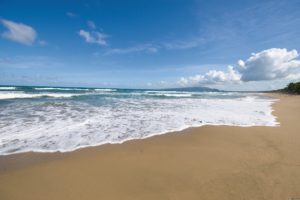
1, 19, 37, 45
78, 30, 107, 46
237, 48, 300, 81
178, 66, 241, 86
177, 48, 300, 87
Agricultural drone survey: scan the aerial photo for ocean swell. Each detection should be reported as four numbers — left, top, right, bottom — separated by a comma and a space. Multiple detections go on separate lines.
0, 91, 89, 99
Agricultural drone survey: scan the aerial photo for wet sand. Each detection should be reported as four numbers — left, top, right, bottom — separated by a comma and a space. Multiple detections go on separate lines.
0, 93, 300, 200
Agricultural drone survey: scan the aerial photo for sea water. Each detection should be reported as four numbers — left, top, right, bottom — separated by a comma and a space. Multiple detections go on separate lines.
0, 86, 278, 155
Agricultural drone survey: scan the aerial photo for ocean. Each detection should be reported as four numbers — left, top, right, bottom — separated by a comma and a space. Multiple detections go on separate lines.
0, 85, 278, 155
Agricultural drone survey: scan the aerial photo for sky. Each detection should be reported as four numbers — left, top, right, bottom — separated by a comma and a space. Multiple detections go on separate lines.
0, 0, 300, 90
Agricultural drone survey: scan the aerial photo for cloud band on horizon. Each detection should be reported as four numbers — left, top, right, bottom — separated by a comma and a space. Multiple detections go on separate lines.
178, 48, 300, 87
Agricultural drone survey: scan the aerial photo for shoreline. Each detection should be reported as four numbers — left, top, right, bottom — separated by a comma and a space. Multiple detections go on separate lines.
0, 93, 278, 157
0, 93, 278, 168
1, 93, 300, 200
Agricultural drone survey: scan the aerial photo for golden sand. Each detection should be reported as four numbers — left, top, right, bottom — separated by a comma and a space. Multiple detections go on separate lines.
0, 93, 300, 200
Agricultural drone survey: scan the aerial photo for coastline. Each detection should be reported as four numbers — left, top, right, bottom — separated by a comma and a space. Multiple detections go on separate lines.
0, 93, 300, 199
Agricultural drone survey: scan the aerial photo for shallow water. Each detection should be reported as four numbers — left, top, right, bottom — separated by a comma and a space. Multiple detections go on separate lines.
0, 86, 278, 155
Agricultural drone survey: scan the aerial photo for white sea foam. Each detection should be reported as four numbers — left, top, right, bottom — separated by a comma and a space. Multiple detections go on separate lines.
0, 94, 278, 155
35, 87, 90, 91
0, 91, 87, 99
144, 91, 194, 97
94, 88, 117, 92
145, 90, 189, 94
0, 86, 16, 90
147, 93, 192, 97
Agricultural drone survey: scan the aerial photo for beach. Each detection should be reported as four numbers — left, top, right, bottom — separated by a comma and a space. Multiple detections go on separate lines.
0, 93, 300, 200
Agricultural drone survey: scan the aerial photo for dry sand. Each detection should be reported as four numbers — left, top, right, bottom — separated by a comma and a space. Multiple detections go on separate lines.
0, 93, 300, 200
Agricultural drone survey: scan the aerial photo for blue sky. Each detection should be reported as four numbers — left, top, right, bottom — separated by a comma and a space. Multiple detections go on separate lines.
0, 0, 300, 90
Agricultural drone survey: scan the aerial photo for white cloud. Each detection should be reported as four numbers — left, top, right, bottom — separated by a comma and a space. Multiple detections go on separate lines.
237, 48, 300, 81
105, 44, 158, 55
177, 48, 300, 87
178, 66, 241, 86
87, 20, 96, 29
78, 30, 108, 46
1, 19, 37, 45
